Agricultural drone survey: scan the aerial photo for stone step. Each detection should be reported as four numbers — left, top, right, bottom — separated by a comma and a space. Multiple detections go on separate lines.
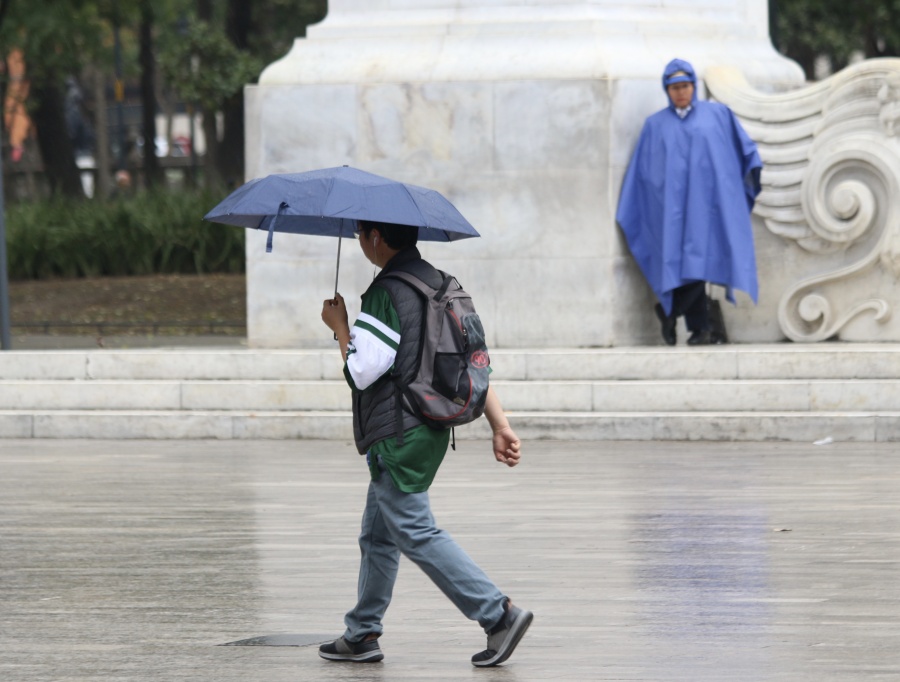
2, 344, 900, 381
0, 349, 344, 381
0, 380, 351, 411
2, 345, 899, 441
0, 409, 895, 441
501, 379, 900, 412
2, 378, 899, 413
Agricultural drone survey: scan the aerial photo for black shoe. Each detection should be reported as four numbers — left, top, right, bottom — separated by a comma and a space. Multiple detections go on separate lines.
318, 636, 383, 663
654, 304, 676, 346
687, 330, 712, 346
709, 299, 729, 344
472, 603, 533, 667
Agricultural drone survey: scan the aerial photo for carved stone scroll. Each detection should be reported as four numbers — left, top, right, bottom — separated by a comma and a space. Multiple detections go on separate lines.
707, 61, 900, 342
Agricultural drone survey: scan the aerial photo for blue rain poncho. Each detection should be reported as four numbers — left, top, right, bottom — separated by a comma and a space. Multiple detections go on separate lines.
616, 58, 762, 315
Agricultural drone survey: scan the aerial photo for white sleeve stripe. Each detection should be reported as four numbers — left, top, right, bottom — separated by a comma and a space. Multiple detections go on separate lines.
350, 326, 396, 357
346, 327, 397, 390
356, 312, 400, 344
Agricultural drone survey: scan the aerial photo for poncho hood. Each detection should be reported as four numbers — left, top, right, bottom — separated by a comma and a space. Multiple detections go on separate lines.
662, 58, 698, 110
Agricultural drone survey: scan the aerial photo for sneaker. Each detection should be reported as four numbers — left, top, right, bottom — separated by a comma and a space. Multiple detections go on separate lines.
318, 636, 384, 663
471, 603, 533, 667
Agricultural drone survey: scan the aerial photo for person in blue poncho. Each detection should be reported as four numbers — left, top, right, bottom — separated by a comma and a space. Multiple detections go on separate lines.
616, 58, 762, 346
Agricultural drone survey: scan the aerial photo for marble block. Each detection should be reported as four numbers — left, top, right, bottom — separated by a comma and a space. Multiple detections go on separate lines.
243, 0, 803, 348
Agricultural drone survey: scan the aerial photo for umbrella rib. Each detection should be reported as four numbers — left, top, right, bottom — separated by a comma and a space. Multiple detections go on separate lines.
398, 183, 430, 228
322, 175, 355, 238
397, 183, 450, 240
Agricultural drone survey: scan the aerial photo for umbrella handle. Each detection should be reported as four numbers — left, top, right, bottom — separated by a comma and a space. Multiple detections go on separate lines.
333, 236, 342, 341
334, 236, 341, 298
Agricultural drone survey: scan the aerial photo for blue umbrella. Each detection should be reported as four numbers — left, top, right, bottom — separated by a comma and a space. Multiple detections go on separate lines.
206, 166, 479, 243
204, 166, 480, 295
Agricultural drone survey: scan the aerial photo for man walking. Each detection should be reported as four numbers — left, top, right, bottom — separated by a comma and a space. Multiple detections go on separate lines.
319, 219, 532, 667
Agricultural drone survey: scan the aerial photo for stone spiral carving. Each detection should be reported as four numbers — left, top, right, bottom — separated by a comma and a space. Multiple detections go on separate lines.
707, 61, 900, 342
778, 138, 897, 341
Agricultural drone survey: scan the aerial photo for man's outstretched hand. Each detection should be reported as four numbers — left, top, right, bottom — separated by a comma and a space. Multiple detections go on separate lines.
492, 425, 521, 467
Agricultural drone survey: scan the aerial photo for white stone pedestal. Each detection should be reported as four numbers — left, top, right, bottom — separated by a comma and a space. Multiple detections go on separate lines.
244, 0, 803, 348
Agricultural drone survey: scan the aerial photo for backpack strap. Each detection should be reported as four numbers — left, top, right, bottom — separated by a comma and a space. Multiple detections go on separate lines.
434, 274, 454, 301
375, 273, 429, 447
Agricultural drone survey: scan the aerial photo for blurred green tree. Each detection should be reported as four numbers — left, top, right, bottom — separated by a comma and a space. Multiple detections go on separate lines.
159, 0, 327, 188
0, 0, 327, 198
775, 0, 900, 79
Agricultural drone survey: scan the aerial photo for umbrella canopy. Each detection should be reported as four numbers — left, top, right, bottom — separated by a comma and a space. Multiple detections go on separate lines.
203, 166, 480, 252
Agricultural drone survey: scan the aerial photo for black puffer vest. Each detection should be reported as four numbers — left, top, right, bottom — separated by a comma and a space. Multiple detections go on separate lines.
351, 247, 445, 454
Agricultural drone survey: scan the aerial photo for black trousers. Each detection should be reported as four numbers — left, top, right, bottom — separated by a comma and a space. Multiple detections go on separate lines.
671, 281, 709, 332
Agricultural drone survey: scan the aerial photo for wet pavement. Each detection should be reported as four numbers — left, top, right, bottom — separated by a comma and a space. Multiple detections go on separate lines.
1, 439, 898, 681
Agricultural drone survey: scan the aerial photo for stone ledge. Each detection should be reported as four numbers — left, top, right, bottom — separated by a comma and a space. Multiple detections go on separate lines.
2, 410, 897, 442
2, 345, 900, 380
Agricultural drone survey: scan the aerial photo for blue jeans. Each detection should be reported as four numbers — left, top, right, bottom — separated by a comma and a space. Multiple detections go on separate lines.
342, 457, 506, 642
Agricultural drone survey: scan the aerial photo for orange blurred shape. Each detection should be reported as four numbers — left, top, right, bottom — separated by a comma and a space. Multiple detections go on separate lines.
4, 48, 33, 160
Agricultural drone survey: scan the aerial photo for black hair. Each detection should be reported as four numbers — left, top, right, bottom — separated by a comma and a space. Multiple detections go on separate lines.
359, 220, 418, 250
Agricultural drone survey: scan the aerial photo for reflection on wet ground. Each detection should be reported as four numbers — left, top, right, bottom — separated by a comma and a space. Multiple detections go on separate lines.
1, 439, 898, 681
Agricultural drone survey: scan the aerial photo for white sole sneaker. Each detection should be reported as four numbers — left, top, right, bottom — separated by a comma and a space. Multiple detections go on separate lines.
472, 606, 534, 667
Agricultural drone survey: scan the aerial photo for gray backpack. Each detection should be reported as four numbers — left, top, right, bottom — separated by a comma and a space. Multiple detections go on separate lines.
381, 270, 490, 431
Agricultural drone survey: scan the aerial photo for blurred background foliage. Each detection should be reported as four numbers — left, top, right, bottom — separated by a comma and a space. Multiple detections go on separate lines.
0, 0, 327, 202
774, 0, 900, 79
6, 189, 245, 279
0, 0, 325, 282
